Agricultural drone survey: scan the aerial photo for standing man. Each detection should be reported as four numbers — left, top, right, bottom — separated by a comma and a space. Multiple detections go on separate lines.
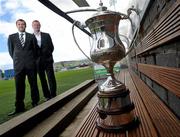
32, 20, 57, 100
8, 19, 40, 115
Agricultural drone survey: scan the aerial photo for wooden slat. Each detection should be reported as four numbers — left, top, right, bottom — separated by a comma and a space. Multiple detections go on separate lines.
130, 71, 180, 137
143, 5, 180, 48
74, 102, 98, 137
138, 63, 180, 97
124, 70, 158, 137
136, 2, 180, 55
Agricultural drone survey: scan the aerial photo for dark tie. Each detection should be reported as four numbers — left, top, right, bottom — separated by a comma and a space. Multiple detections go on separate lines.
20, 33, 25, 47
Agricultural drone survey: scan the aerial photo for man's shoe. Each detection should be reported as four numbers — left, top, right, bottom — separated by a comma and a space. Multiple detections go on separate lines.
45, 97, 51, 101
32, 103, 38, 107
8, 109, 25, 116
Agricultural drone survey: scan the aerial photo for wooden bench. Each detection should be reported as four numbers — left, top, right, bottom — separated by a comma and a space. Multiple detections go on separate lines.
136, 1, 180, 55
73, 69, 180, 137
130, 70, 180, 137
0, 80, 97, 137
138, 63, 180, 97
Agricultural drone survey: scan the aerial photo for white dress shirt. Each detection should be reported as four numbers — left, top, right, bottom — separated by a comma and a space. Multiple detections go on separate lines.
34, 32, 41, 47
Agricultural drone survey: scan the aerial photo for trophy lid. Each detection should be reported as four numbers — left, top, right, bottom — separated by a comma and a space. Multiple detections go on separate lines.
90, 1, 120, 17
85, 2, 122, 27
85, 3, 122, 35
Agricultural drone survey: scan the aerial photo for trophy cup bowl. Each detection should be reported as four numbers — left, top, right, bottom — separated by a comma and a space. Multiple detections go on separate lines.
86, 10, 126, 92
85, 5, 139, 132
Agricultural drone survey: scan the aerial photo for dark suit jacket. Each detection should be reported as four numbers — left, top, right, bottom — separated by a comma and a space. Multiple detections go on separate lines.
37, 32, 54, 65
8, 32, 38, 75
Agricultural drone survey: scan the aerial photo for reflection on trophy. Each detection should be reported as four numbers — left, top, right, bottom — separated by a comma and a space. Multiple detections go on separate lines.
85, 2, 139, 132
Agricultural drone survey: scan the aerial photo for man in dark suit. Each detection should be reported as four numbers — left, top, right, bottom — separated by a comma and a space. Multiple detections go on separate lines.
8, 19, 40, 115
32, 20, 56, 100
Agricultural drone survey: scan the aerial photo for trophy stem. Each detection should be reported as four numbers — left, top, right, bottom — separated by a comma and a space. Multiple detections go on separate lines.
103, 62, 117, 80
100, 63, 123, 92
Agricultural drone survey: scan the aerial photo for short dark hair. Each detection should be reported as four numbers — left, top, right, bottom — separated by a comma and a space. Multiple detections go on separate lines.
16, 19, 26, 27
32, 20, 40, 23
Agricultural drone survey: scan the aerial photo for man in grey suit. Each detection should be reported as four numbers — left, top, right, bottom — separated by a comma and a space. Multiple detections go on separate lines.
32, 20, 56, 100
8, 19, 40, 115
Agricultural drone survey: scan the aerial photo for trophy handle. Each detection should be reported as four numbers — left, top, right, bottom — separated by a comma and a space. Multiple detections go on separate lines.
119, 34, 130, 48
72, 21, 92, 61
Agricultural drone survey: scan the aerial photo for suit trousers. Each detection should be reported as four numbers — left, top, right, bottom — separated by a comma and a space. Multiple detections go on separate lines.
15, 68, 39, 110
38, 62, 56, 98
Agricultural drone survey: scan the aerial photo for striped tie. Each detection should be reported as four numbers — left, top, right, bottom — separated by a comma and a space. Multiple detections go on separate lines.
20, 33, 25, 47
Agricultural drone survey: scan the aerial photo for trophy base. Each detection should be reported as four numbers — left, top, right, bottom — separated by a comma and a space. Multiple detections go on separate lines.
96, 84, 139, 132
96, 116, 139, 132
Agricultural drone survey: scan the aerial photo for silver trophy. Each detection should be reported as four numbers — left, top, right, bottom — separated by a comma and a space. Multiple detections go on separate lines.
72, 2, 139, 132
